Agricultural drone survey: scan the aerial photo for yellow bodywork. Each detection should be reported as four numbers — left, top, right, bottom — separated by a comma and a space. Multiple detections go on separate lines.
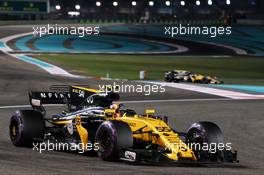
75, 115, 89, 151
189, 74, 222, 84
72, 86, 101, 93
54, 110, 196, 161
115, 113, 196, 161
52, 86, 196, 161
189, 74, 205, 83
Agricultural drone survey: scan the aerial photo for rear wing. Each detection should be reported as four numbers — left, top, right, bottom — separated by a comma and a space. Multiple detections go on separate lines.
29, 91, 69, 106
29, 85, 119, 113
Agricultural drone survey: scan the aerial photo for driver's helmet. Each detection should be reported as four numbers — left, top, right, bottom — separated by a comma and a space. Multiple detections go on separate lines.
110, 103, 125, 110
110, 103, 119, 110
110, 103, 125, 118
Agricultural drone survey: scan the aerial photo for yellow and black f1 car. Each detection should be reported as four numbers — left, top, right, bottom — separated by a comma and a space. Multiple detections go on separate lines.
164, 70, 224, 84
9, 85, 237, 163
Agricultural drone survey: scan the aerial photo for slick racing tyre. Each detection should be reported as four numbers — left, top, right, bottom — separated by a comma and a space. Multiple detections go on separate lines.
164, 73, 174, 82
186, 121, 224, 161
9, 110, 45, 147
202, 78, 210, 84
173, 78, 180, 83
95, 120, 133, 161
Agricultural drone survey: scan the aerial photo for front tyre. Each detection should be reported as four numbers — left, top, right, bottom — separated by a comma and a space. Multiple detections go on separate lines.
202, 78, 210, 84
186, 121, 224, 161
95, 120, 133, 161
9, 110, 45, 147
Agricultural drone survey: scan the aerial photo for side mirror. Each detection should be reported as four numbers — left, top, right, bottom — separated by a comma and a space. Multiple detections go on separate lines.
104, 109, 115, 117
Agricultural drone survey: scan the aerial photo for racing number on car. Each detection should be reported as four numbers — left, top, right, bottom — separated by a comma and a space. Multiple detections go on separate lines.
155, 127, 171, 132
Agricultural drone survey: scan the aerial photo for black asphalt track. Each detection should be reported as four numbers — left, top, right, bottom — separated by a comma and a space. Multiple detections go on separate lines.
0, 25, 263, 175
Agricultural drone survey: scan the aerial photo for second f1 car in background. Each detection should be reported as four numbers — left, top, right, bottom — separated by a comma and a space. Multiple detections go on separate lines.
164, 70, 224, 84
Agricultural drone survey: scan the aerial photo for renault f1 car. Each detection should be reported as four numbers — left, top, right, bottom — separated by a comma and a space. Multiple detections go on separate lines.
164, 70, 223, 84
9, 85, 237, 163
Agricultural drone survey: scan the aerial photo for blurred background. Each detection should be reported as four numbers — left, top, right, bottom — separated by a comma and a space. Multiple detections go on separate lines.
0, 0, 263, 25
0, 0, 263, 83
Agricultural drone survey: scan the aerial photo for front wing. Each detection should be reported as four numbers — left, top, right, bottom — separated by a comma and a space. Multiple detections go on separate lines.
119, 147, 238, 164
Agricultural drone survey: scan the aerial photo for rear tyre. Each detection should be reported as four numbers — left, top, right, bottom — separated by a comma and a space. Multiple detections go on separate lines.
9, 110, 45, 147
173, 78, 180, 83
186, 121, 224, 161
164, 73, 174, 82
95, 120, 133, 161
202, 78, 210, 84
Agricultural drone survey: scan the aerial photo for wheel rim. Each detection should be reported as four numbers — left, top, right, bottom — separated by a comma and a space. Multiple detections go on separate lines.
189, 130, 204, 144
97, 130, 112, 152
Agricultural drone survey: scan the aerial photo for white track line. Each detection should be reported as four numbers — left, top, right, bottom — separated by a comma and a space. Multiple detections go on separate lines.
0, 104, 63, 109
1, 97, 262, 110
196, 41, 248, 55
119, 98, 231, 104
0, 33, 82, 78
145, 81, 264, 100
0, 32, 32, 52
0, 105, 31, 109
13, 54, 82, 78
